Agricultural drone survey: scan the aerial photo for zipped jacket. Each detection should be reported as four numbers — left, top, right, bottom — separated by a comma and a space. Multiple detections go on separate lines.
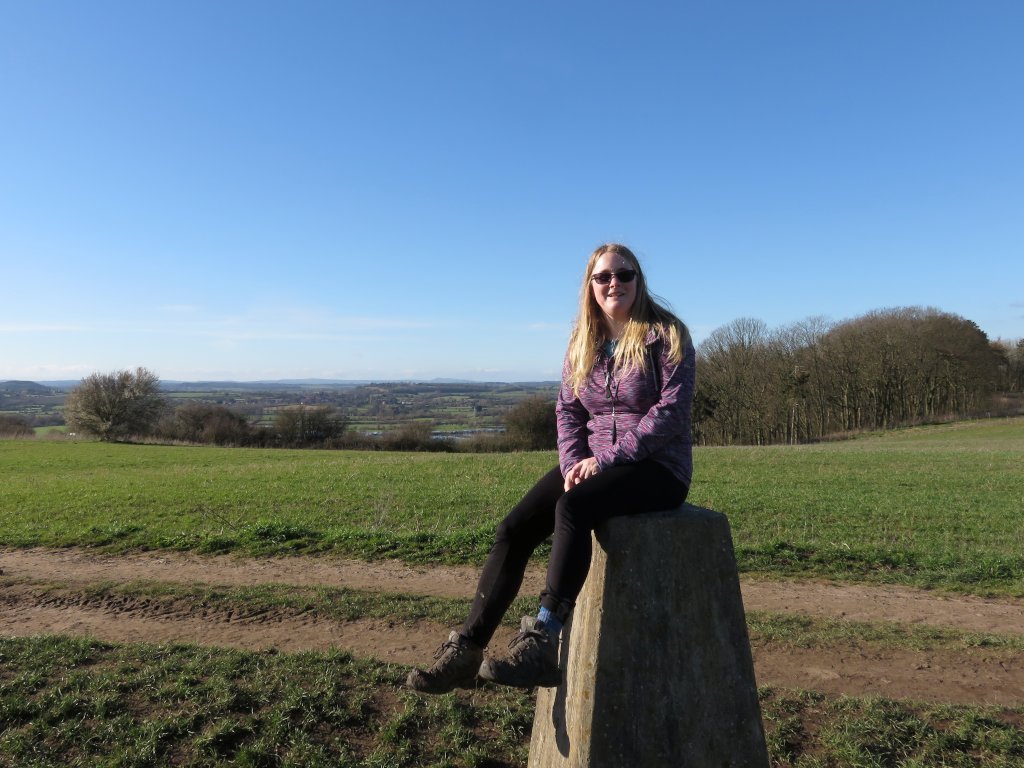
556, 328, 695, 487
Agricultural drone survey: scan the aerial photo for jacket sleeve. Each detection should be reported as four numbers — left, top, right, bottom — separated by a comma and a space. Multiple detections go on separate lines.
593, 334, 695, 470
556, 354, 592, 477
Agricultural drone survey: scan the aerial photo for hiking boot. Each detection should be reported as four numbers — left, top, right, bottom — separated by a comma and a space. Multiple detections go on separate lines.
478, 616, 561, 688
405, 631, 483, 694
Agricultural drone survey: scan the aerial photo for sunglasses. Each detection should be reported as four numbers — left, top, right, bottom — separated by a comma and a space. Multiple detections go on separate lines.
591, 269, 637, 285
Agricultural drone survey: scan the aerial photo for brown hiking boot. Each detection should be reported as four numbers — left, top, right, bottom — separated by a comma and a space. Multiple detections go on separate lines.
478, 616, 561, 688
405, 631, 483, 694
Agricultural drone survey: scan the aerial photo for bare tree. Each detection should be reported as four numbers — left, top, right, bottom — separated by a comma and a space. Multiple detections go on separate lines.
64, 367, 166, 441
696, 318, 773, 444
993, 338, 1024, 393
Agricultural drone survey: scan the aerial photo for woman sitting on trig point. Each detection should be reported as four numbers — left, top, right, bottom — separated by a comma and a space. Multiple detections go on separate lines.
407, 242, 695, 692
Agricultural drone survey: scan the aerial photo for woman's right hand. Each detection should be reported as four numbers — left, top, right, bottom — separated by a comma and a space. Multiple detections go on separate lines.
564, 457, 600, 491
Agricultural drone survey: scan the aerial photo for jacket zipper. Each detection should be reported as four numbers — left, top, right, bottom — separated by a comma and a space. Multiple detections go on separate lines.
604, 356, 618, 444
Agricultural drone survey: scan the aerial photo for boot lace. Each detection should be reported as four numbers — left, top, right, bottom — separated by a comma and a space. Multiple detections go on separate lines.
434, 635, 463, 660
508, 625, 548, 660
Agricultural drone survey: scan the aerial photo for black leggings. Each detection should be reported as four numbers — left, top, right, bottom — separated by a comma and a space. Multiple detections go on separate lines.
461, 459, 688, 648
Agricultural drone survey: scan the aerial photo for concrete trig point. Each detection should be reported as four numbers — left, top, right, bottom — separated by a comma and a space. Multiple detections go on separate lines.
529, 504, 769, 768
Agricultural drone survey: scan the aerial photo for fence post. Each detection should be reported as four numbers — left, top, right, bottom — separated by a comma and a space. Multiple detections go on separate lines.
528, 504, 768, 768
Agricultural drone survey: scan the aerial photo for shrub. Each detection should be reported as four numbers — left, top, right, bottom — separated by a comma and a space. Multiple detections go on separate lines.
379, 421, 454, 452
272, 405, 348, 447
157, 403, 254, 446
0, 414, 34, 438
504, 395, 557, 450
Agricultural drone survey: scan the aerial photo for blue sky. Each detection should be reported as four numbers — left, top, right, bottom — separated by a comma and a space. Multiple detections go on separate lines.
2, 2, 1021, 382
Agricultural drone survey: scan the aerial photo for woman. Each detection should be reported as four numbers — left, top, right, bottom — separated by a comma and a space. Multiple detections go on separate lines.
406, 243, 695, 693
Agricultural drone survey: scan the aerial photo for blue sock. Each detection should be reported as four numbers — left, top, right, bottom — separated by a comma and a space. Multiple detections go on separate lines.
536, 606, 563, 637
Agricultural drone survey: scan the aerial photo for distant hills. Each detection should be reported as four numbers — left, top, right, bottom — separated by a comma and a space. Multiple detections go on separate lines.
0, 380, 60, 393
9, 378, 557, 392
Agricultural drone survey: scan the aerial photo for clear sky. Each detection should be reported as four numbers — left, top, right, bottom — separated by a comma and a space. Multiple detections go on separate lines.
2, 2, 1021, 383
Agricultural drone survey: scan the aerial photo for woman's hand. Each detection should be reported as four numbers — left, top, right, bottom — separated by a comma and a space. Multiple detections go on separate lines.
564, 457, 600, 491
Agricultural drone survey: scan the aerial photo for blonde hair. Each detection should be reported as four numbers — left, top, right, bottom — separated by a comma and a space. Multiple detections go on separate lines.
565, 243, 689, 396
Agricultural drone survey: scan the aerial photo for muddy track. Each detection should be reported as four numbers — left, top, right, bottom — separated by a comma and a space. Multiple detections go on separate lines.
2, 547, 1023, 707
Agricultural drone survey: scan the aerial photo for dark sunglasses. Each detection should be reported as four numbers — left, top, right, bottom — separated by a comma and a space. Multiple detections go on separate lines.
591, 269, 637, 285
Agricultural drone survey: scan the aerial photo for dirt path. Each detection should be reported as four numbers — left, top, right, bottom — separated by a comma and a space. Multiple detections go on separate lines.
4, 546, 1022, 635
2, 547, 1023, 707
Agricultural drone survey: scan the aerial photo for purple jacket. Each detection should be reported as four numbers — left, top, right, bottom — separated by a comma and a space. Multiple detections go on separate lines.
556, 329, 695, 487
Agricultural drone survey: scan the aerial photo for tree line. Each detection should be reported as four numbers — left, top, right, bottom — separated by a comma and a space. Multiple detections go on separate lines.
693, 307, 1021, 445
48, 367, 557, 452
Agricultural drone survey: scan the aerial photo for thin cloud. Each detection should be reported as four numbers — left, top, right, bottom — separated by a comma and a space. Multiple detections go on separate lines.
0, 323, 94, 334
194, 308, 442, 332
197, 329, 370, 343
1, 363, 95, 379
184, 314, 442, 343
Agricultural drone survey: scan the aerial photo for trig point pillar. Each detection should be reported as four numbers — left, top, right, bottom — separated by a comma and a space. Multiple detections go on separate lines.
528, 504, 768, 768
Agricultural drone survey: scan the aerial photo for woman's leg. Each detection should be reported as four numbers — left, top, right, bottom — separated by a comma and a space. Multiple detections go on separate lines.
407, 466, 564, 694
461, 465, 564, 648
478, 460, 688, 689
540, 459, 688, 618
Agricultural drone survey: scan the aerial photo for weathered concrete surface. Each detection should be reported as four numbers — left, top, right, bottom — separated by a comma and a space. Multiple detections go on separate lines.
529, 504, 768, 768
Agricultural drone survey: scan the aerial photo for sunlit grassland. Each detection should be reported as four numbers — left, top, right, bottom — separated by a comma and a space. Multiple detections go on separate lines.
2, 421, 1024, 766
1, 417, 1022, 593
1, 635, 1021, 768
0, 635, 533, 768
1, 445, 545, 561
692, 418, 1024, 593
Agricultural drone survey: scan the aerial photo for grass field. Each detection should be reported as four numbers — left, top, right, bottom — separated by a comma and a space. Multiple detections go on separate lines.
2, 417, 1022, 594
2, 418, 1024, 766
1, 635, 1022, 767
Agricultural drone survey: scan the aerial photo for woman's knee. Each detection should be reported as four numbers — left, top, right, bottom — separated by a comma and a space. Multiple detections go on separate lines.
553, 493, 591, 535
494, 514, 546, 549
493, 516, 518, 544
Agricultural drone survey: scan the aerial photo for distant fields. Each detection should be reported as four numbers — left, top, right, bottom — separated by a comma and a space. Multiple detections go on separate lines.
2, 417, 1022, 594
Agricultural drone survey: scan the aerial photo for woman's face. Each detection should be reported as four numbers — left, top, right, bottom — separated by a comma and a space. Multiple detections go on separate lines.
590, 251, 638, 327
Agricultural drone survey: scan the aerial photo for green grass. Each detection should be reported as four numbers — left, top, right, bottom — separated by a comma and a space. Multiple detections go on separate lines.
692, 418, 1024, 594
5, 418, 1022, 766
1, 636, 1021, 767
0, 444, 546, 563
758, 686, 1024, 767
2, 416, 1022, 594
0, 635, 533, 768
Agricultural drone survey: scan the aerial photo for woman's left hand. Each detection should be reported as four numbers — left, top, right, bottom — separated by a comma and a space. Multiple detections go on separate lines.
564, 457, 600, 491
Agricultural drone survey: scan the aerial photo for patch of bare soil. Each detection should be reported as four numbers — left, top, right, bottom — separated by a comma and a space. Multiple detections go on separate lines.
2, 547, 1023, 707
